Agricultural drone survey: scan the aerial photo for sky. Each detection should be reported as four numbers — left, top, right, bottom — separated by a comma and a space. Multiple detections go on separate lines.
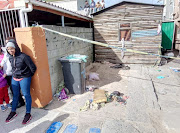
92, 0, 163, 8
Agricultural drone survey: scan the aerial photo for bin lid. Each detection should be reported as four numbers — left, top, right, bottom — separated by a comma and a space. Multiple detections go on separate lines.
59, 54, 88, 63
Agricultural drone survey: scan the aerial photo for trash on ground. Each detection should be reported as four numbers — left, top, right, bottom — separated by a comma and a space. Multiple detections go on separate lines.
80, 100, 91, 111
58, 88, 68, 101
56, 81, 65, 94
63, 124, 78, 133
93, 89, 107, 103
157, 70, 161, 72
86, 85, 98, 92
110, 91, 121, 96
122, 66, 130, 70
90, 102, 100, 110
157, 89, 167, 95
66, 54, 88, 62
117, 96, 129, 105
110, 63, 130, 70
157, 76, 165, 79
64, 88, 69, 94
108, 91, 129, 105
158, 57, 167, 66
165, 52, 174, 57
169, 67, 180, 72
80, 90, 129, 111
46, 121, 63, 133
54, 93, 59, 97
80, 99, 103, 111
173, 69, 180, 72
89, 73, 100, 81
89, 128, 101, 133
100, 102, 105, 108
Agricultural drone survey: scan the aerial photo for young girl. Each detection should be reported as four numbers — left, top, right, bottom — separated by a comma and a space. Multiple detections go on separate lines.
1, 37, 25, 108
0, 47, 11, 111
5, 41, 36, 124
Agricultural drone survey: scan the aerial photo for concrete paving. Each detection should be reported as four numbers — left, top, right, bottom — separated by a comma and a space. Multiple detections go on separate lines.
0, 61, 179, 133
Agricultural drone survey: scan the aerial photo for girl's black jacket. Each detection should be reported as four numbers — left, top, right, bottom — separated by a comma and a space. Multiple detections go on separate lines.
7, 40, 36, 79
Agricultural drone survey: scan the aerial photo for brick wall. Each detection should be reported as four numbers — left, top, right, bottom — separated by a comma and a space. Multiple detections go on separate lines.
43, 25, 93, 94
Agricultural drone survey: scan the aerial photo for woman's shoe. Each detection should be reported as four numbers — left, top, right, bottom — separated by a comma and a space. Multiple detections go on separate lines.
1, 105, 7, 112
22, 113, 32, 125
6, 112, 17, 122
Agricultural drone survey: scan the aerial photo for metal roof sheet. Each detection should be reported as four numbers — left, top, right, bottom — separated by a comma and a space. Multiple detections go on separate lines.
30, 0, 92, 21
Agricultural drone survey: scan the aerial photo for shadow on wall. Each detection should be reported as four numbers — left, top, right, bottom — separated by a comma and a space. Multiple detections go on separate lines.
45, 26, 93, 95
94, 29, 123, 64
84, 29, 123, 88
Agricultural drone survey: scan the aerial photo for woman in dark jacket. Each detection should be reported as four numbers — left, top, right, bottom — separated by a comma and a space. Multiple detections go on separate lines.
5, 41, 36, 125
1, 38, 25, 108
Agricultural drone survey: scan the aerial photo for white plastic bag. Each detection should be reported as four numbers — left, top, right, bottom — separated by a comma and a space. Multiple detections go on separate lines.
89, 73, 100, 81
157, 24, 161, 35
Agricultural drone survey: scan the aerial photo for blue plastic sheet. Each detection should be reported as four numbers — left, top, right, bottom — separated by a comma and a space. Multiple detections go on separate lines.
89, 128, 101, 133
63, 124, 78, 133
157, 76, 165, 79
46, 122, 63, 133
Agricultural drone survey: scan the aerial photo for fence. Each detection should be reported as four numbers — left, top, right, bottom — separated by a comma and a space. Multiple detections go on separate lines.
0, 8, 21, 46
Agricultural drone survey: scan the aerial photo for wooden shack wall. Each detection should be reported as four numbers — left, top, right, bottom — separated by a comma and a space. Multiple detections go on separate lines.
175, 28, 180, 51
93, 3, 163, 64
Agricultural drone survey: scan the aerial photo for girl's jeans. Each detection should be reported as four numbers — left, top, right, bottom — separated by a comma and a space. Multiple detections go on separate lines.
11, 77, 32, 113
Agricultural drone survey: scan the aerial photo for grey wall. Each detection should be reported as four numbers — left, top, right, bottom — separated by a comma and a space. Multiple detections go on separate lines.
163, 0, 174, 21
44, 25, 93, 94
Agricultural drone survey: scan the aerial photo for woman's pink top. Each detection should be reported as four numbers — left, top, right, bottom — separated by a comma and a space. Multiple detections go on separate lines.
13, 77, 23, 81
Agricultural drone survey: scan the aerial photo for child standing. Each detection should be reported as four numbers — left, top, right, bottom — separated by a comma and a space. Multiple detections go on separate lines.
95, 2, 101, 12
0, 47, 11, 111
1, 37, 25, 108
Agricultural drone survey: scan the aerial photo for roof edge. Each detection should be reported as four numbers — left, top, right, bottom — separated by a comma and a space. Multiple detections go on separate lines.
92, 1, 164, 16
30, 0, 92, 22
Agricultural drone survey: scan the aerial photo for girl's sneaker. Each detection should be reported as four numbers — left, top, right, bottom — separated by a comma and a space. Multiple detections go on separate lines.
1, 105, 7, 112
6, 104, 12, 109
22, 113, 32, 125
6, 112, 17, 123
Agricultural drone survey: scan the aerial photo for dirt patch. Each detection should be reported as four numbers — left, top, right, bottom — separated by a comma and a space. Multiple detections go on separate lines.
86, 62, 123, 88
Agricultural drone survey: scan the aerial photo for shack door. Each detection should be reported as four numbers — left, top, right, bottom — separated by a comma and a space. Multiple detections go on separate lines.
161, 22, 175, 50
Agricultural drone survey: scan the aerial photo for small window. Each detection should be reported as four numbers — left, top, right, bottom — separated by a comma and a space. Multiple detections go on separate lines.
119, 23, 131, 41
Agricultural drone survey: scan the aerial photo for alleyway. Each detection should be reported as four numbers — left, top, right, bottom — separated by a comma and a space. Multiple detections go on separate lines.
0, 61, 180, 133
